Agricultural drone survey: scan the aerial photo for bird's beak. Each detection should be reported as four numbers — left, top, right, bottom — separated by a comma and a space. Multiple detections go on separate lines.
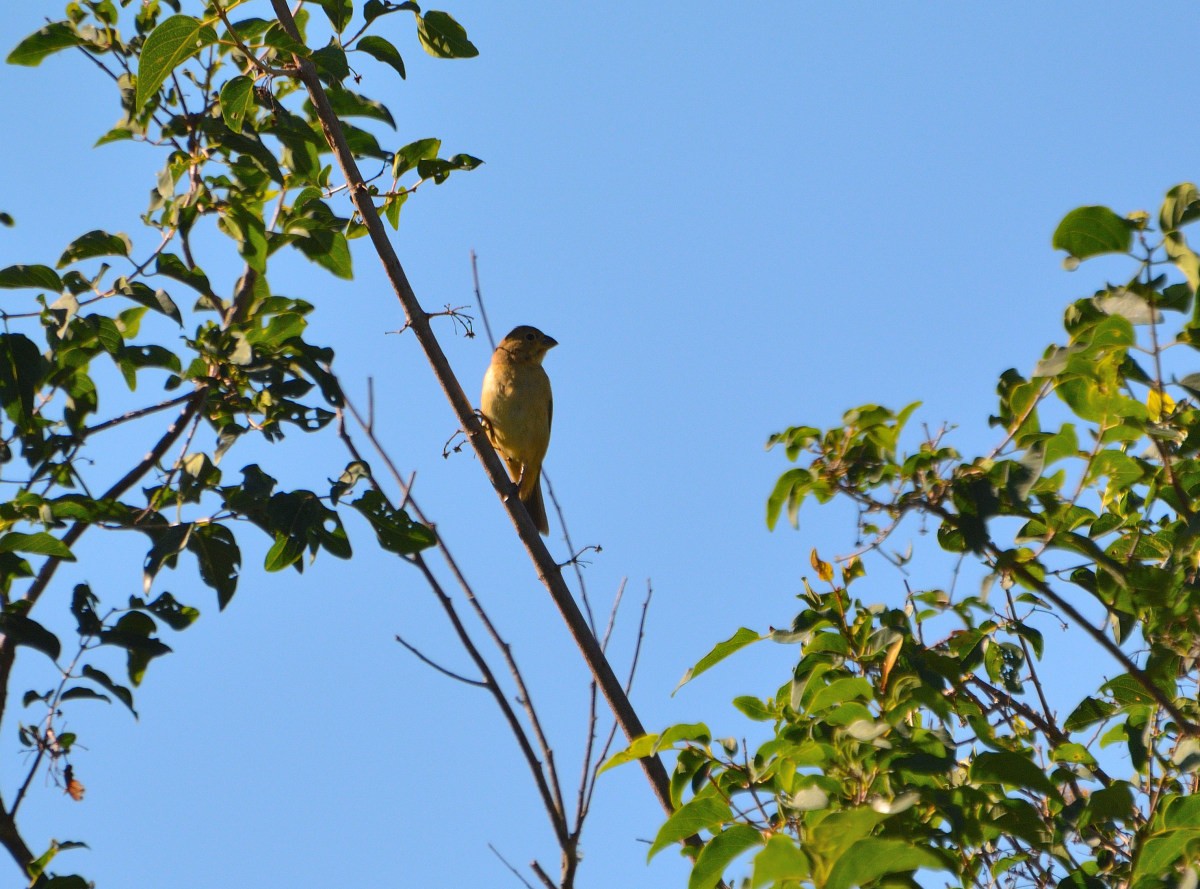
543, 334, 559, 349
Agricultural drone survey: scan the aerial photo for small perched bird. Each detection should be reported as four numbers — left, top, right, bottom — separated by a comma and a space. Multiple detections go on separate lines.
481, 325, 558, 534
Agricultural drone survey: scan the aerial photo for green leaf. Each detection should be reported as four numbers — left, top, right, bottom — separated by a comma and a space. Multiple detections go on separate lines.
142, 523, 192, 593
219, 204, 268, 273
970, 750, 1059, 797
357, 35, 406, 79
71, 584, 102, 636
1160, 182, 1200, 233
750, 834, 810, 887
187, 523, 240, 609
1052, 206, 1132, 260
60, 686, 110, 704
0, 612, 61, 661
265, 531, 306, 571
1104, 673, 1158, 706
140, 591, 200, 631
826, 838, 947, 889
312, 43, 350, 83
136, 15, 219, 110
688, 824, 764, 889
648, 796, 732, 860
393, 137, 441, 179
7, 22, 85, 66
40, 875, 91, 889
330, 460, 370, 504
81, 664, 137, 716
675, 628, 762, 692
323, 85, 396, 128
295, 229, 353, 279
219, 75, 255, 134
0, 264, 62, 292
1165, 231, 1200, 293
259, 21, 311, 58
731, 696, 773, 721
383, 192, 407, 228
156, 252, 215, 299
0, 531, 75, 560
57, 229, 132, 268
311, 0, 353, 32
0, 333, 44, 427
599, 733, 660, 774
115, 278, 182, 324
416, 10, 478, 59
364, 0, 418, 24
100, 612, 172, 686
351, 489, 437, 555
766, 467, 811, 530
1132, 828, 1200, 883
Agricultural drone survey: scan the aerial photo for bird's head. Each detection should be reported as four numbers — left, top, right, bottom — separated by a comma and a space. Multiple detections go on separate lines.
498, 325, 558, 363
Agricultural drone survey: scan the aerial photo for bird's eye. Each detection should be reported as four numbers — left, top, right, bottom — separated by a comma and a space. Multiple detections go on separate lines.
525, 332, 535, 341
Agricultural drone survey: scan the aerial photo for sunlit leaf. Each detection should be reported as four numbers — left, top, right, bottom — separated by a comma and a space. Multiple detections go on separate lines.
136, 15, 218, 110
1051, 206, 1132, 260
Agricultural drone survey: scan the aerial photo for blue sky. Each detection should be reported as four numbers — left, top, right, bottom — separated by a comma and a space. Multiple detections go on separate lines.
0, 3, 1195, 886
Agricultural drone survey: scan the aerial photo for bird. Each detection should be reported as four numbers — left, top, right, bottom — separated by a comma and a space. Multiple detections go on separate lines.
480, 325, 558, 534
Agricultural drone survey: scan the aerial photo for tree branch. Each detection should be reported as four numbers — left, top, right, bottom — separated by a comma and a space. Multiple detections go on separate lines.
266, 0, 679, 821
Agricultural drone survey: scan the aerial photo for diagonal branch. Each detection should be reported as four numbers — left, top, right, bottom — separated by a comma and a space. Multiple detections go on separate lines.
267, 0, 679, 823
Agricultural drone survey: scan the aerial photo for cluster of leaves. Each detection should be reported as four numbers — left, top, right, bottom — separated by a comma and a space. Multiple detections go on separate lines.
615, 185, 1200, 888
1, 0, 478, 883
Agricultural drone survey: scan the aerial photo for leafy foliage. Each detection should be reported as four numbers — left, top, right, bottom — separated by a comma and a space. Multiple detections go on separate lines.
1, 0, 477, 883
625, 187, 1200, 888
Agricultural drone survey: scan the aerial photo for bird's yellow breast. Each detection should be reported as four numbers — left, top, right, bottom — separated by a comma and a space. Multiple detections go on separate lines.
481, 360, 552, 465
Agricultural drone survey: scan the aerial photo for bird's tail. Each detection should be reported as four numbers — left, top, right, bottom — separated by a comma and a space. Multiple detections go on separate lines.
522, 475, 549, 535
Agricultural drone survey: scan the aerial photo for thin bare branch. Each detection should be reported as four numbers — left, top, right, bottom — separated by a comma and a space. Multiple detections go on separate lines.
530, 860, 557, 889
395, 634, 487, 688
487, 844, 537, 889
339, 394, 569, 828
471, 249, 496, 350
335, 402, 570, 842
83, 393, 195, 437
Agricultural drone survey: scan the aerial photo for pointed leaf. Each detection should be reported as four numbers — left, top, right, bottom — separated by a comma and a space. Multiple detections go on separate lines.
57, 230, 132, 268
81, 665, 137, 716
219, 75, 255, 134
0, 612, 61, 661
688, 824, 764, 889
416, 11, 478, 59
7, 22, 85, 66
0, 532, 75, 560
357, 35, 406, 79
826, 838, 947, 889
0, 264, 62, 292
136, 15, 218, 110
311, 0, 353, 33
1052, 206, 1132, 260
675, 628, 761, 692
649, 796, 732, 860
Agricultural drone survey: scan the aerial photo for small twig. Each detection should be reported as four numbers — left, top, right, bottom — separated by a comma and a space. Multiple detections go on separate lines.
471, 249, 496, 351
559, 544, 602, 572
600, 578, 628, 653
530, 861, 556, 889
584, 581, 654, 817
82, 394, 194, 438
395, 634, 486, 688
487, 844, 536, 889
390, 305, 474, 337
546, 476, 598, 637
